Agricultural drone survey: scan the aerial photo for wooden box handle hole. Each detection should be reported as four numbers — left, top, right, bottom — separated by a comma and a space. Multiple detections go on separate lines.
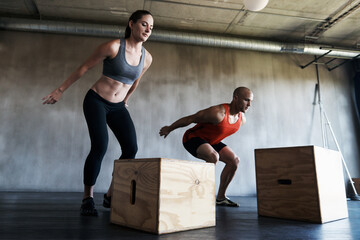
130, 180, 136, 205
277, 179, 292, 185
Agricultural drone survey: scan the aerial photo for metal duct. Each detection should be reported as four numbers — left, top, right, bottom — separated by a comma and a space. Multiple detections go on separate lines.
1, 17, 359, 59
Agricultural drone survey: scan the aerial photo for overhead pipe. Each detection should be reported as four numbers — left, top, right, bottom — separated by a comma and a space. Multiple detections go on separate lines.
0, 17, 359, 59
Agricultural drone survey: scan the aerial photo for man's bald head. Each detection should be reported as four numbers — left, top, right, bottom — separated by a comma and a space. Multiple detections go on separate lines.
233, 87, 252, 98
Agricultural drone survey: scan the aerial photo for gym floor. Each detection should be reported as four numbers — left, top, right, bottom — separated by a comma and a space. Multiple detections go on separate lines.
1, 192, 359, 240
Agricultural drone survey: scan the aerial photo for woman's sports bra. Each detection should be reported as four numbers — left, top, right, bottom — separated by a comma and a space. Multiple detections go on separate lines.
102, 38, 145, 85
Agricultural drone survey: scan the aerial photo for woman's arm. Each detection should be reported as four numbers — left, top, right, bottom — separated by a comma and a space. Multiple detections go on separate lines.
42, 40, 118, 104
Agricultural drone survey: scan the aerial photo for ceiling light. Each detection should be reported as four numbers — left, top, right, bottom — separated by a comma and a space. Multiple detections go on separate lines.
243, 0, 269, 11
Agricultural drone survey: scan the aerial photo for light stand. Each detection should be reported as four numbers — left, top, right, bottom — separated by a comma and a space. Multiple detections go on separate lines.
313, 64, 360, 201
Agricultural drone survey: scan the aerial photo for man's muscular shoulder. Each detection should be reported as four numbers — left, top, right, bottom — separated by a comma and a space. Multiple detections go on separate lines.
208, 104, 226, 124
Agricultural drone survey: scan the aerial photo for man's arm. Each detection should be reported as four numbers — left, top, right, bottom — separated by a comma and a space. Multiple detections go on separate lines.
159, 104, 224, 138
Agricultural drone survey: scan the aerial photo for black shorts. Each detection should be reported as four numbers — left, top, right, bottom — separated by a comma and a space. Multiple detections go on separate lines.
183, 137, 227, 158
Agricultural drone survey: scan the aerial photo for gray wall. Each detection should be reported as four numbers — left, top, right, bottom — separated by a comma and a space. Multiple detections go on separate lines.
1, 30, 359, 196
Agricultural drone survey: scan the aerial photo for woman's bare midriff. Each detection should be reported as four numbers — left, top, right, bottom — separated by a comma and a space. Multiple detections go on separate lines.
91, 75, 132, 103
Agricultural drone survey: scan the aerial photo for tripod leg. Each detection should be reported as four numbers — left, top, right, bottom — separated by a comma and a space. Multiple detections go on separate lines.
322, 110, 360, 200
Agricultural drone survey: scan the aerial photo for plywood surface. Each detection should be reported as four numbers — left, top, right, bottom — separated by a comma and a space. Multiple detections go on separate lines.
158, 159, 215, 234
255, 146, 321, 222
313, 146, 348, 222
255, 146, 348, 223
111, 159, 160, 233
110, 158, 216, 234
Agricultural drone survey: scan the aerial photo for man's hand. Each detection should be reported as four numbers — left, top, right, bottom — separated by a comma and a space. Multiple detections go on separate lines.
159, 126, 172, 138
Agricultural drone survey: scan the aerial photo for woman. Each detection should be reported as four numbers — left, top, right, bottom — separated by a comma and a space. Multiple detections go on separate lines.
42, 10, 154, 216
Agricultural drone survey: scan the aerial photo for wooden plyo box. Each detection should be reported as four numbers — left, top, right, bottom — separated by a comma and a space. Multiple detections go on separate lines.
110, 158, 215, 234
255, 146, 348, 223
351, 178, 360, 194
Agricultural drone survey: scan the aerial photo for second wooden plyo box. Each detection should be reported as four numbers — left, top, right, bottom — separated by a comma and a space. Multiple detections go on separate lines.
110, 158, 216, 234
255, 145, 348, 223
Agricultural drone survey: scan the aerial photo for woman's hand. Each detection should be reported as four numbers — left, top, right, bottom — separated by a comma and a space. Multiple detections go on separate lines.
42, 88, 63, 104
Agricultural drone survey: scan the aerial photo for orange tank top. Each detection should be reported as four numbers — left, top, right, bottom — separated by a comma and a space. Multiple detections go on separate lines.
183, 104, 241, 145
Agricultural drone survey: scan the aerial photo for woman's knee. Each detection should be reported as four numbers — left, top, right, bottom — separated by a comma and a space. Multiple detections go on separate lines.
90, 141, 108, 158
120, 143, 138, 159
127, 144, 138, 158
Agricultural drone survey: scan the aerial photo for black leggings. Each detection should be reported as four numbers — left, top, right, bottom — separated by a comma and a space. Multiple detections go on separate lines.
83, 89, 137, 186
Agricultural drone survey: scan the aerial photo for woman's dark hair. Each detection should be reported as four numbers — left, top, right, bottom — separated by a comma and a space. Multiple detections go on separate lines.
125, 10, 152, 39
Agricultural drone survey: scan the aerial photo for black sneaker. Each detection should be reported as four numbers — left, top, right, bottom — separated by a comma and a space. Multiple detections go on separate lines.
216, 197, 239, 207
80, 197, 98, 216
103, 194, 111, 208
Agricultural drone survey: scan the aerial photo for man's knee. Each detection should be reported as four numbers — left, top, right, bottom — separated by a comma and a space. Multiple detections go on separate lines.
227, 156, 240, 170
234, 156, 240, 166
205, 150, 220, 164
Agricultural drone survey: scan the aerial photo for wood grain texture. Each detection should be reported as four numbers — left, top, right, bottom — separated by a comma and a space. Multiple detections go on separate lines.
110, 159, 160, 233
255, 146, 348, 223
110, 158, 215, 234
158, 159, 215, 234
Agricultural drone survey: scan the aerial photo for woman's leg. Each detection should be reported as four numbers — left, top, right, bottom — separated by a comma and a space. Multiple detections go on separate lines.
105, 106, 137, 200
83, 91, 109, 198
107, 106, 138, 159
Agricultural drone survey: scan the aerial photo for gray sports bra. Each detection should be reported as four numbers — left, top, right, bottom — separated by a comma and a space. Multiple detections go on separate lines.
102, 38, 145, 85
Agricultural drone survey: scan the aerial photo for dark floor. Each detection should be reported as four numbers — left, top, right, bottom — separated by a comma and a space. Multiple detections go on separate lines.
0, 192, 359, 240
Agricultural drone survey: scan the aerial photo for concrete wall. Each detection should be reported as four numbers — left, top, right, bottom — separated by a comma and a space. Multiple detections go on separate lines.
1, 30, 359, 196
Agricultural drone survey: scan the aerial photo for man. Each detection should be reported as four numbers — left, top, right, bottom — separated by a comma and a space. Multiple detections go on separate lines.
159, 87, 253, 207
